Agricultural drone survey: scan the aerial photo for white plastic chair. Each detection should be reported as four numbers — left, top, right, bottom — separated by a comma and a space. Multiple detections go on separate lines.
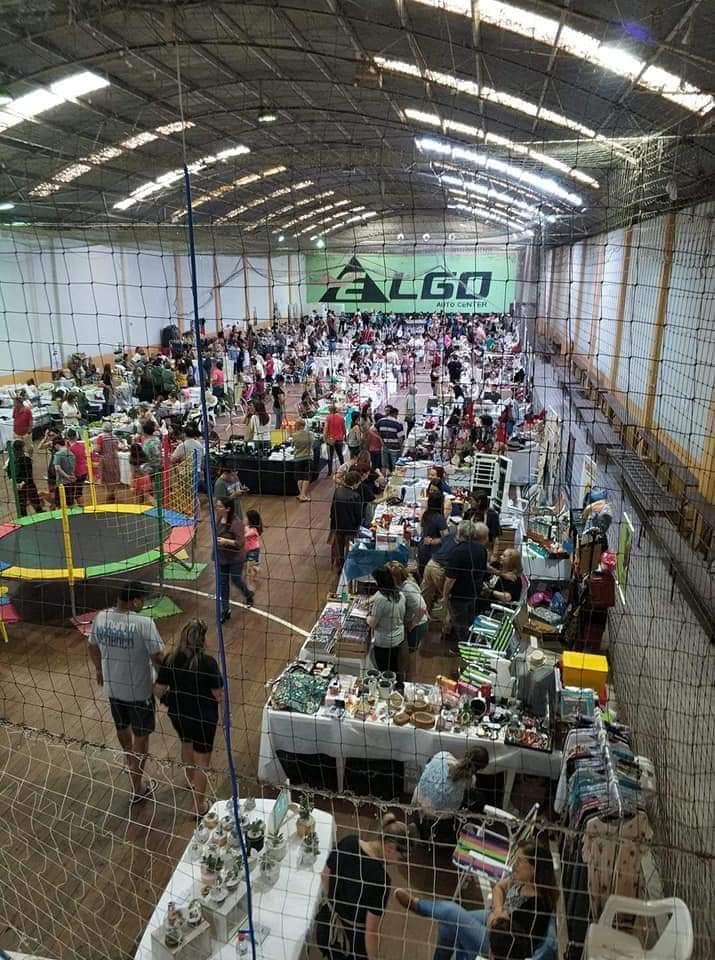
585, 896, 693, 960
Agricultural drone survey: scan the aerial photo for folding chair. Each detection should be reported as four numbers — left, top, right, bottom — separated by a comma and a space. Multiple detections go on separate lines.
452, 803, 540, 905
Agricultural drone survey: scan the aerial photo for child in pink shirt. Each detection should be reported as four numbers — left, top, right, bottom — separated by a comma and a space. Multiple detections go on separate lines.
245, 509, 263, 591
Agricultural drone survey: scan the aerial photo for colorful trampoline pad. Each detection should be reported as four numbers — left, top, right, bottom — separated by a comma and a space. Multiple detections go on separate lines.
0, 506, 196, 581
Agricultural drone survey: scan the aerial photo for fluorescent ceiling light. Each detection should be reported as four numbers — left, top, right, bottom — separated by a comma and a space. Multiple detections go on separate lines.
31, 121, 194, 198
315, 238, 325, 248
257, 112, 278, 123
417, 136, 584, 205
113, 142, 250, 210
439, 167, 560, 214
374, 56, 634, 157
0, 201, 14, 210
411, 0, 713, 115
0, 70, 109, 134
404, 108, 599, 188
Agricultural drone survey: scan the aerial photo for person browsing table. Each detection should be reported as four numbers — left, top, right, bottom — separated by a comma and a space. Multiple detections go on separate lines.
442, 520, 489, 646
215, 496, 254, 620
88, 581, 164, 806
324, 404, 346, 475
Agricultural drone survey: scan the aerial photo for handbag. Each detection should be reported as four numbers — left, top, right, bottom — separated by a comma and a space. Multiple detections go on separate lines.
320, 442, 330, 461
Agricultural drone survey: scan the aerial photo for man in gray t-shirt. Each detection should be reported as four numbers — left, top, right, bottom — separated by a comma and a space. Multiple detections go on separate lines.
89, 581, 164, 805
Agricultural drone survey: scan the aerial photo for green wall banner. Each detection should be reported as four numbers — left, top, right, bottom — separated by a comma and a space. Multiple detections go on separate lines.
305, 252, 518, 313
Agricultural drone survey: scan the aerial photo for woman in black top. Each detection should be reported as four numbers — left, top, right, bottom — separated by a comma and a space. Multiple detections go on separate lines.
271, 377, 286, 430
6, 439, 43, 516
101, 363, 114, 417
465, 491, 502, 548
418, 491, 447, 578
484, 548, 523, 605
155, 619, 224, 818
216, 496, 254, 620
317, 814, 414, 960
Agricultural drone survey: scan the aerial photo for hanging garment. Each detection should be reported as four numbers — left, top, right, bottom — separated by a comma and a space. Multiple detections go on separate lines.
581, 811, 653, 917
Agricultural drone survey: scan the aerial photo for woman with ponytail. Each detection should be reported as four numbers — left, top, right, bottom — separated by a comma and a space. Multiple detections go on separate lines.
155, 619, 224, 818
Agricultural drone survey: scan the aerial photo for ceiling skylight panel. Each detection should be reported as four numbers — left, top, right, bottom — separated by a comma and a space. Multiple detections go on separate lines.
404, 108, 598, 188
113, 143, 251, 209
418, 136, 583, 205
0, 70, 109, 133
121, 132, 159, 150
374, 56, 599, 140
170, 167, 287, 222
412, 0, 713, 115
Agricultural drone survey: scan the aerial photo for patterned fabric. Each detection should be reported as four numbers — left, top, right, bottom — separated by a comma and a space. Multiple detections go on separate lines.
270, 668, 330, 715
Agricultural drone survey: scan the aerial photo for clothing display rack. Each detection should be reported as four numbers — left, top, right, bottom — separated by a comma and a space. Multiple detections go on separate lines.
556, 711, 654, 960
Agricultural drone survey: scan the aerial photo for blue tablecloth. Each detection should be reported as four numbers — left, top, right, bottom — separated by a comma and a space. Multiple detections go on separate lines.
344, 543, 409, 581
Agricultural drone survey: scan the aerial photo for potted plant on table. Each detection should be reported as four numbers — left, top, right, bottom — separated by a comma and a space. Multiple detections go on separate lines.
267, 829, 287, 861
245, 818, 266, 853
299, 830, 320, 868
200, 849, 224, 888
295, 792, 315, 839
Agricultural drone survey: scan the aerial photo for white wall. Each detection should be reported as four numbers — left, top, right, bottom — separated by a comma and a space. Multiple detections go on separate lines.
537, 202, 715, 478
173, 252, 306, 329
655, 202, 715, 465
0, 234, 180, 376
0, 234, 310, 378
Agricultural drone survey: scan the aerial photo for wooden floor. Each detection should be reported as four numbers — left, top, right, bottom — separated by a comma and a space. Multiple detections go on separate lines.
0, 372, 467, 960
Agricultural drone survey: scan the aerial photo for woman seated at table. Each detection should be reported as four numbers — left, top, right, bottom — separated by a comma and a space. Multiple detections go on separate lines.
465, 491, 501, 549
481, 548, 523, 607
412, 748, 490, 839
316, 813, 414, 960
395, 838, 557, 960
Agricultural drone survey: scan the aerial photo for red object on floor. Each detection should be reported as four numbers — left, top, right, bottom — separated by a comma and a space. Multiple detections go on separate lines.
0, 522, 19, 540
71, 610, 99, 637
163, 526, 194, 553
0, 603, 21, 623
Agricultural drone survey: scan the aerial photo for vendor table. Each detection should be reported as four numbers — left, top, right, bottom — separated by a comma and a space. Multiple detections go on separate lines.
134, 797, 335, 960
259, 705, 561, 809
228, 452, 322, 497
522, 544, 572, 581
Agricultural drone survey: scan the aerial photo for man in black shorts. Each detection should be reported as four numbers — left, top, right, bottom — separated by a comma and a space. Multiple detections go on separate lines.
88, 581, 165, 805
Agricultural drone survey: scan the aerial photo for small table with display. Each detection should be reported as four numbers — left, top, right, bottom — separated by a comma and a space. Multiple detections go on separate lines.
133, 796, 335, 960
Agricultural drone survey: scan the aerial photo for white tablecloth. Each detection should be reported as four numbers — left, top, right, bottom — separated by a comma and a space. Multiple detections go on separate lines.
0, 416, 13, 449
259, 706, 561, 805
134, 797, 335, 960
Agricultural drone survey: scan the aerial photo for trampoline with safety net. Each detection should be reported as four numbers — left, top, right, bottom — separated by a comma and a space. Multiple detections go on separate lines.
0, 504, 196, 582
